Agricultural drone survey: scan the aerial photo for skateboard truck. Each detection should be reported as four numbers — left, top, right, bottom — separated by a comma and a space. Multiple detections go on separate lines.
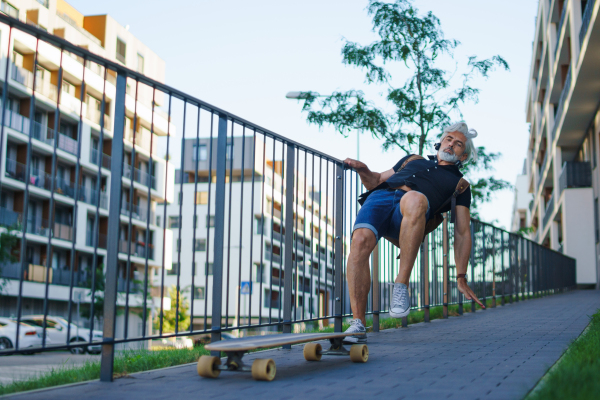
319, 337, 351, 356
215, 351, 252, 372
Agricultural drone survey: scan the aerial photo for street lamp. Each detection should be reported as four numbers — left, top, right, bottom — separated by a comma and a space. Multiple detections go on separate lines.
286, 91, 361, 160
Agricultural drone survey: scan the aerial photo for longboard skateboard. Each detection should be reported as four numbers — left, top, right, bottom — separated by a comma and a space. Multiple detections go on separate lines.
198, 332, 368, 381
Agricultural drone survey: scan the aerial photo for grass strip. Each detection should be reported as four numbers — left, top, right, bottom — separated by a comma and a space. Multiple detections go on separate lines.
525, 310, 600, 400
0, 346, 210, 396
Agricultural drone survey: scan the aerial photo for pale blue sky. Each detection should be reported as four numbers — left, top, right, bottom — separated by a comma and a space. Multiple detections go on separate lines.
69, 0, 539, 229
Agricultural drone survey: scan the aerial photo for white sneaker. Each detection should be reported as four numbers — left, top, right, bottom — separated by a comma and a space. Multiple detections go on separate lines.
389, 282, 410, 318
343, 319, 367, 344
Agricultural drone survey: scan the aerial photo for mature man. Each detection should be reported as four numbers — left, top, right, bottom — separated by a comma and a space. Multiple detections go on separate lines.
343, 122, 486, 343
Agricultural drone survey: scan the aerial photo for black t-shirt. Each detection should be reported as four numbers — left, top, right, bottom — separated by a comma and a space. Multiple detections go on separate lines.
358, 154, 471, 213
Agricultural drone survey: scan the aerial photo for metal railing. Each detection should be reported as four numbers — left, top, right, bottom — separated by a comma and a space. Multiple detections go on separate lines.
579, 0, 596, 47
543, 193, 555, 229
0, 15, 577, 385
555, 0, 569, 58
552, 65, 571, 142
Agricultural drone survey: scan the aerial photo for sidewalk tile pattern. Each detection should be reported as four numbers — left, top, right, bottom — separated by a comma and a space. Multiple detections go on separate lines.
6, 291, 600, 400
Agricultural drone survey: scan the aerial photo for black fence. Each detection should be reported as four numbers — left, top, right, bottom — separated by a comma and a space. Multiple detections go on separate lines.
0, 14, 576, 382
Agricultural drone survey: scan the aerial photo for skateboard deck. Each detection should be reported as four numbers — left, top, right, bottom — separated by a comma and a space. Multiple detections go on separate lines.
198, 332, 369, 382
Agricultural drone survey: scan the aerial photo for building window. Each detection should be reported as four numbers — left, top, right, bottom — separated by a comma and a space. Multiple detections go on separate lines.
205, 262, 213, 275
168, 216, 179, 229
255, 216, 265, 235
168, 262, 179, 275
137, 53, 144, 74
206, 215, 215, 228
156, 215, 161, 227
62, 80, 74, 96
116, 38, 126, 63
196, 191, 208, 205
194, 286, 205, 300
193, 144, 207, 161
2, 2, 19, 18
195, 238, 206, 251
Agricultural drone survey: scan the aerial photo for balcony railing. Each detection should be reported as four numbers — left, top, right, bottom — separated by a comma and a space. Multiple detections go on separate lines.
0, 207, 23, 227
86, 231, 108, 249
554, 1, 568, 57
0, 1, 19, 19
543, 193, 555, 229
86, 107, 111, 129
123, 164, 156, 189
552, 65, 571, 142
5, 159, 77, 199
119, 240, 154, 259
559, 162, 592, 193
56, 11, 102, 47
89, 148, 111, 169
579, 0, 596, 47
121, 201, 154, 224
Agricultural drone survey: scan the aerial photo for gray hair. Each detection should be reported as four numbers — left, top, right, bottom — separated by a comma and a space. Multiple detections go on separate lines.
441, 122, 478, 164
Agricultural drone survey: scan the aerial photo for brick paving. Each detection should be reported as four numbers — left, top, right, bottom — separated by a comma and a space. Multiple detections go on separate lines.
6, 290, 600, 400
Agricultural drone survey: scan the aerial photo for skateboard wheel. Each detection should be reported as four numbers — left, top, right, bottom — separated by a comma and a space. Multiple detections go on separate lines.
251, 358, 276, 381
349, 344, 369, 363
303, 343, 322, 361
197, 355, 221, 378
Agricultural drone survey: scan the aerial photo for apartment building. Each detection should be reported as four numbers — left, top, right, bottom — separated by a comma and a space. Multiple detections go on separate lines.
0, 0, 174, 340
164, 137, 339, 330
524, 0, 599, 287
510, 162, 534, 233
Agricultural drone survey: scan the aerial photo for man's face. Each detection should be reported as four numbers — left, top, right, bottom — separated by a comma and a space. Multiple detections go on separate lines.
438, 131, 468, 162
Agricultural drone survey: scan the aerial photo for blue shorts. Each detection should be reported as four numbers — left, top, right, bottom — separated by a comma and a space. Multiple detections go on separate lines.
352, 189, 430, 241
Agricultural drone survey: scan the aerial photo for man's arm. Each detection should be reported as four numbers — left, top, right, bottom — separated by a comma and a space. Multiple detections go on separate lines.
344, 158, 394, 191
454, 205, 485, 309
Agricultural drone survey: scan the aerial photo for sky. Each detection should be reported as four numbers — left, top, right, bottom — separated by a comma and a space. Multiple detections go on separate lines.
69, 0, 539, 229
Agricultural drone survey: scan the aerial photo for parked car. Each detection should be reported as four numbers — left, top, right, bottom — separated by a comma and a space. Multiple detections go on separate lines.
18, 315, 102, 355
152, 337, 194, 349
0, 317, 44, 353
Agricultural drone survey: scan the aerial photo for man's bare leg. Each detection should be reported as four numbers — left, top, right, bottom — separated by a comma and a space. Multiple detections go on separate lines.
395, 191, 428, 284
347, 228, 377, 326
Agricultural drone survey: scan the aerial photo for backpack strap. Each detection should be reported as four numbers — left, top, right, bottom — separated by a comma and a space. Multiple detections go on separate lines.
399, 155, 425, 170
450, 178, 470, 223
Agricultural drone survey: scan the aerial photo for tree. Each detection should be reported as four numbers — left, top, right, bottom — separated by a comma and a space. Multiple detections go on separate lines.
153, 285, 190, 333
0, 226, 19, 294
296, 0, 511, 214
81, 265, 106, 322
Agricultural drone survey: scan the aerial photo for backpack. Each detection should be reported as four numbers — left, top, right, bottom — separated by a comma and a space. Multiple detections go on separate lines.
376, 155, 470, 247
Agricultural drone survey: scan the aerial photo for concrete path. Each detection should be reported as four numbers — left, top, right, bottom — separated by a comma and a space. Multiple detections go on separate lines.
5, 291, 600, 400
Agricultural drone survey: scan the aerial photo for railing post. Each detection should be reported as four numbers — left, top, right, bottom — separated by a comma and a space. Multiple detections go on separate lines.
100, 70, 126, 382
501, 232, 505, 306
209, 113, 229, 355
470, 221, 476, 312
442, 213, 449, 319
482, 226, 487, 309
282, 144, 295, 344
492, 228, 496, 308
423, 236, 431, 321
371, 243, 380, 332
333, 163, 344, 332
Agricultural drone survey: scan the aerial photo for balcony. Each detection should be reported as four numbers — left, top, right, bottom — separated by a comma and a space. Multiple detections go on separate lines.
543, 193, 555, 230
0, 261, 92, 287
579, 0, 596, 46
0, 1, 19, 19
5, 159, 77, 199
0, 206, 23, 227
123, 164, 156, 189
80, 187, 108, 209
554, 1, 568, 57
265, 252, 282, 264
86, 107, 111, 129
552, 66, 572, 142
117, 278, 142, 294
86, 231, 108, 249
26, 218, 73, 240
125, 129, 155, 154
559, 162, 592, 193
119, 240, 154, 259
121, 201, 154, 224
89, 148, 111, 169
10, 64, 59, 102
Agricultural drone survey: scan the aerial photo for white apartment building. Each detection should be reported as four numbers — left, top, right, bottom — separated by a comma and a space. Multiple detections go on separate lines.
0, 0, 174, 340
511, 161, 534, 233
524, 0, 599, 287
163, 137, 338, 330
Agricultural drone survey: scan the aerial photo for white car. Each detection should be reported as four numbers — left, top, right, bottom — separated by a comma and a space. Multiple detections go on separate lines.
0, 317, 43, 353
18, 315, 103, 355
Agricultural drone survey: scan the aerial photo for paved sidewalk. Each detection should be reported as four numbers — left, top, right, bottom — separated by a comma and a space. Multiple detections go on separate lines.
6, 291, 600, 400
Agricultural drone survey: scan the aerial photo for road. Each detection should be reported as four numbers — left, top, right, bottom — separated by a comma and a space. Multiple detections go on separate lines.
0, 351, 100, 385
